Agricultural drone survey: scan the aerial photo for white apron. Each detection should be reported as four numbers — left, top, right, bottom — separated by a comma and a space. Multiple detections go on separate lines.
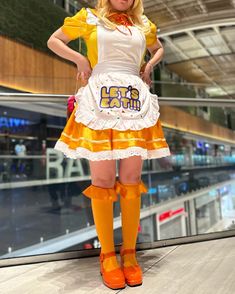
74, 11, 160, 131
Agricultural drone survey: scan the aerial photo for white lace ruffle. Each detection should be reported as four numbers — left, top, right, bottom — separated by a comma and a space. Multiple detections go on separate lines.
86, 8, 99, 25
141, 15, 149, 26
54, 140, 171, 161
74, 72, 160, 131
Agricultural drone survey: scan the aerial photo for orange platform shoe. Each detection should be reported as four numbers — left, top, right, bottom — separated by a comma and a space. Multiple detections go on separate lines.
120, 246, 143, 287
100, 251, 126, 290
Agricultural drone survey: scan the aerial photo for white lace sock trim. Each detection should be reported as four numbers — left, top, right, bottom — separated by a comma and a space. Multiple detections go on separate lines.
54, 140, 171, 161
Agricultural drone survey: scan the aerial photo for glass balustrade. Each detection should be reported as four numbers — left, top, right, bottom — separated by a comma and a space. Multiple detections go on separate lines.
0, 97, 235, 263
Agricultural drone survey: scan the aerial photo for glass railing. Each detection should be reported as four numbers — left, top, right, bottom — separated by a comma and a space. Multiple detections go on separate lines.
1, 153, 234, 184
0, 95, 235, 264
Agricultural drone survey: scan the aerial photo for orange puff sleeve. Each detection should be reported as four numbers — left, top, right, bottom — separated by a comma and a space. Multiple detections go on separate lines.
61, 7, 89, 40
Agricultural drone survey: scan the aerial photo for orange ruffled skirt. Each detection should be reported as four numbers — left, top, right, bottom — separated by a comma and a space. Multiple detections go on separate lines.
54, 103, 171, 161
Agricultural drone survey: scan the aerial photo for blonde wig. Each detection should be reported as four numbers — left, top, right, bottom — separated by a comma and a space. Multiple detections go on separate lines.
95, 0, 150, 34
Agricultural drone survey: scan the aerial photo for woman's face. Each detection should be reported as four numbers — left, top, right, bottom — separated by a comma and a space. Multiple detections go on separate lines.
109, 0, 135, 12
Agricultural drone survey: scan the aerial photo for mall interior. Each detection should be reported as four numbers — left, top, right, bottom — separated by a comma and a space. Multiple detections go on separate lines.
0, 0, 235, 293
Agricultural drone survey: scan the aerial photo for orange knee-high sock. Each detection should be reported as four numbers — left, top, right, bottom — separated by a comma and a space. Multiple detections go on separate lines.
116, 180, 147, 267
120, 196, 141, 267
91, 198, 120, 271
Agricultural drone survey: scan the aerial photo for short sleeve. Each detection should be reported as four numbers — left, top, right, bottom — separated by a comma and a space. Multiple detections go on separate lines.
61, 7, 88, 40
142, 15, 158, 47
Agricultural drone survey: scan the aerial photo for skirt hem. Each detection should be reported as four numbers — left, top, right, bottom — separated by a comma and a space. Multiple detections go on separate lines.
54, 140, 171, 161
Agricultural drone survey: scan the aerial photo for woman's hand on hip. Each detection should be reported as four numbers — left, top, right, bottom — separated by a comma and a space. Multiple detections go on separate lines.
140, 62, 152, 86
76, 56, 92, 81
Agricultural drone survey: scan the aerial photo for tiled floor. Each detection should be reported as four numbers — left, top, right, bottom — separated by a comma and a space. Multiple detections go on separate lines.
1, 237, 235, 293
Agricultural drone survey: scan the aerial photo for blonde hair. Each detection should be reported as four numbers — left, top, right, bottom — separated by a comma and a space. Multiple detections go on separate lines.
95, 0, 150, 34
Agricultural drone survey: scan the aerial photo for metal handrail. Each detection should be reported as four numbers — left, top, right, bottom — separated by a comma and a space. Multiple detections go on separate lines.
0, 93, 235, 107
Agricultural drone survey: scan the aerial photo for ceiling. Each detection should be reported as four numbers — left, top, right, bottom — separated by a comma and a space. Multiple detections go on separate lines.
80, 0, 235, 99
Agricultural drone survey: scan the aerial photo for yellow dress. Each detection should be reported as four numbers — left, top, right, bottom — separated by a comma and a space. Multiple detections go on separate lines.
54, 7, 171, 161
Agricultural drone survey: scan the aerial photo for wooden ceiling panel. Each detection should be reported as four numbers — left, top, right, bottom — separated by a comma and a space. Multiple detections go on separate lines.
204, 0, 233, 13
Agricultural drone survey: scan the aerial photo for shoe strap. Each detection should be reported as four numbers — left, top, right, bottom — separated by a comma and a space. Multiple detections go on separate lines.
100, 251, 116, 262
120, 248, 136, 257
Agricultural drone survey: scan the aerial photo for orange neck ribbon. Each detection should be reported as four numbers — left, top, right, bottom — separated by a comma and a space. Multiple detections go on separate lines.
108, 12, 133, 35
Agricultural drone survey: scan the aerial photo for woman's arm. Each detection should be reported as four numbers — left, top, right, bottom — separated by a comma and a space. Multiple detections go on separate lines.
140, 38, 164, 86
146, 38, 164, 68
47, 28, 83, 64
47, 29, 92, 79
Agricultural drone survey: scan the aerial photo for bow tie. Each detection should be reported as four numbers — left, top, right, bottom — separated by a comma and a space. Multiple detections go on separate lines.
108, 12, 133, 35
108, 12, 133, 26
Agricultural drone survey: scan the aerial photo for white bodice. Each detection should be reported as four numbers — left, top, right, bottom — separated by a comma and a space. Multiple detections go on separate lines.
87, 8, 146, 72
97, 23, 146, 70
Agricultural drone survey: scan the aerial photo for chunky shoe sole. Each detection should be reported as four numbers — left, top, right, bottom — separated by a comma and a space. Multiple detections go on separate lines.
126, 279, 143, 287
120, 247, 143, 287
100, 272, 126, 290
99, 251, 126, 290
121, 266, 143, 287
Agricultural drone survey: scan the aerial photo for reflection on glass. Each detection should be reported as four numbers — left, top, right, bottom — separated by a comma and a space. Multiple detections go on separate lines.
0, 103, 235, 260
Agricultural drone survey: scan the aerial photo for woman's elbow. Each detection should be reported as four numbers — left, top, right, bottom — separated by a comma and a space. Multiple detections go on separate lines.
47, 36, 54, 49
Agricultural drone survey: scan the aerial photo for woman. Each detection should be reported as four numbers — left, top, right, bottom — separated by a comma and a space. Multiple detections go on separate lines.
47, 0, 171, 290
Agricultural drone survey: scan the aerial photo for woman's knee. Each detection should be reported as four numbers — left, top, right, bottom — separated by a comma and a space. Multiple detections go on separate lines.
119, 175, 141, 185
89, 159, 116, 188
91, 176, 116, 188
118, 156, 143, 184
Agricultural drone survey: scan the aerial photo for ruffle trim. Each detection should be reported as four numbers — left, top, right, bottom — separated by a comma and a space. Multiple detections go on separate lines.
54, 140, 171, 161
86, 8, 99, 25
82, 184, 118, 202
115, 180, 148, 199
74, 88, 160, 131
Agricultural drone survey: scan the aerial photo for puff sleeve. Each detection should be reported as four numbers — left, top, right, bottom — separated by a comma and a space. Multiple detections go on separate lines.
142, 15, 158, 47
61, 7, 88, 40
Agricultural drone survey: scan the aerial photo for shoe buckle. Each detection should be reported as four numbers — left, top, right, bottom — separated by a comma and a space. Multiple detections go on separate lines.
100, 251, 116, 262
120, 248, 136, 256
